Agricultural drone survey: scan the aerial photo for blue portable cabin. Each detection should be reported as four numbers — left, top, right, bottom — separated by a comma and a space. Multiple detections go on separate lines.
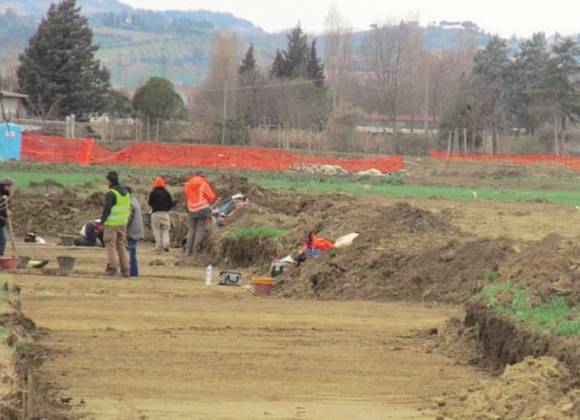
0, 123, 22, 161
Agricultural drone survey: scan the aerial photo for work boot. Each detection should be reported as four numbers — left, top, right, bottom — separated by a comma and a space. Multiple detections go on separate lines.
121, 269, 130, 278
104, 268, 117, 277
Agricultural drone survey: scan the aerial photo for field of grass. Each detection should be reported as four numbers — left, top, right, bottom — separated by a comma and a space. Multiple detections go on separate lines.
480, 282, 580, 337
226, 227, 287, 240
3, 162, 580, 207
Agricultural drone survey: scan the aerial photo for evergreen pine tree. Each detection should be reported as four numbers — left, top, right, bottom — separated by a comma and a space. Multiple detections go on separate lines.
283, 24, 310, 78
271, 50, 286, 78
509, 33, 551, 133
307, 40, 325, 87
239, 44, 257, 77
17, 0, 110, 120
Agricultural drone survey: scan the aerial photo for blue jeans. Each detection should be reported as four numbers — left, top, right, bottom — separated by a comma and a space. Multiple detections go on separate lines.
127, 239, 139, 277
0, 226, 6, 256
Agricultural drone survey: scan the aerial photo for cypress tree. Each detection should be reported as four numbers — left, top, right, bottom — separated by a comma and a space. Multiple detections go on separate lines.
239, 44, 257, 77
17, 0, 110, 120
271, 50, 286, 79
307, 40, 325, 87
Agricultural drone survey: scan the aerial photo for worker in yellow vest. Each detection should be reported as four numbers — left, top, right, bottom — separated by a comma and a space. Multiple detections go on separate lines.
99, 171, 131, 277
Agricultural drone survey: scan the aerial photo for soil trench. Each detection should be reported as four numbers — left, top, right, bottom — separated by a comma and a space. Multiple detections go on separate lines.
14, 246, 492, 419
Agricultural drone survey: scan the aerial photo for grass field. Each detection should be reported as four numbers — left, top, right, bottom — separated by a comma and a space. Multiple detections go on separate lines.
4, 162, 580, 207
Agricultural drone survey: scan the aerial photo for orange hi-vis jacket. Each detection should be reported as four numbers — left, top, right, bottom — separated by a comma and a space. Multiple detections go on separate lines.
184, 176, 217, 213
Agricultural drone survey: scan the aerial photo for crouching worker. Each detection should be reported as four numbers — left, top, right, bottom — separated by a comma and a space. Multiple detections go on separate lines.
184, 170, 217, 257
74, 219, 104, 247
127, 187, 144, 278
101, 171, 131, 277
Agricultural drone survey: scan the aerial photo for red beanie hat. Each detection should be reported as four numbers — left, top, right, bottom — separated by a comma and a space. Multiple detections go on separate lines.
154, 177, 165, 188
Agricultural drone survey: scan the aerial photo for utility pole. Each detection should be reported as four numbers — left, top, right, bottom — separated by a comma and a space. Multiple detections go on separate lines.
221, 79, 228, 145
423, 53, 430, 140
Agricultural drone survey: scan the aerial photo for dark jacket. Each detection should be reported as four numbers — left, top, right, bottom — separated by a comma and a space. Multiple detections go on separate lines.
0, 186, 9, 228
100, 184, 130, 225
148, 187, 174, 213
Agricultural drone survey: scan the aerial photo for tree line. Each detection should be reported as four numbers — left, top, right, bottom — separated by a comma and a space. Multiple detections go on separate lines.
8, 0, 580, 155
442, 34, 580, 154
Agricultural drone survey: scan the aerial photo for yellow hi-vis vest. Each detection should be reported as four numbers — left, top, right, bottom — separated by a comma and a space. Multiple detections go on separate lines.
105, 189, 131, 226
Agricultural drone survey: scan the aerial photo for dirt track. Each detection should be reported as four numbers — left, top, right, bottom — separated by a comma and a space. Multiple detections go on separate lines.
13, 244, 491, 419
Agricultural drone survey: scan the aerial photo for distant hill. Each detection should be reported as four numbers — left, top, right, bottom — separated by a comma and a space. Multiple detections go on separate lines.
0, 0, 132, 17
0, 2, 574, 91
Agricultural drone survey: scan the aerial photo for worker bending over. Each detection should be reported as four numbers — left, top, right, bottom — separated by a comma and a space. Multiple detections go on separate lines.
184, 170, 217, 257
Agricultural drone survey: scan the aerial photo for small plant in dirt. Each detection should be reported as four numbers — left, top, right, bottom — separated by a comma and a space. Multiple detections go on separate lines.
226, 227, 286, 240
479, 282, 580, 337
483, 268, 499, 283
15, 339, 33, 359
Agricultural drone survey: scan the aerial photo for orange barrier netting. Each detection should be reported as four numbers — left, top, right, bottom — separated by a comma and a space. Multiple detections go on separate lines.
430, 150, 580, 171
21, 134, 405, 173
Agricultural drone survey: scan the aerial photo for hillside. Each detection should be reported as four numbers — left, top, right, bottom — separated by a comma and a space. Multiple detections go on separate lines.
0, 0, 131, 16
3, 1, 574, 91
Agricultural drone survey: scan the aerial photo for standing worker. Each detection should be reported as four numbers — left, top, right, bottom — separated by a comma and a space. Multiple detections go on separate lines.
148, 176, 173, 253
0, 178, 14, 256
184, 170, 217, 257
127, 187, 144, 278
100, 172, 131, 277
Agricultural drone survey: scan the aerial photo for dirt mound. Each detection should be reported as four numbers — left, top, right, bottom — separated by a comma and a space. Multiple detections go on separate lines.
219, 236, 279, 268
443, 357, 579, 420
274, 202, 515, 304
500, 234, 580, 305
12, 190, 104, 236
382, 202, 459, 235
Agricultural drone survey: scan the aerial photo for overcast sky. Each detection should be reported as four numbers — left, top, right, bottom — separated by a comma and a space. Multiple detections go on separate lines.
122, 0, 580, 36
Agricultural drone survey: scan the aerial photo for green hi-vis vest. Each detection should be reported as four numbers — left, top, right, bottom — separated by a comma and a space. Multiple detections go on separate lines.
105, 189, 131, 226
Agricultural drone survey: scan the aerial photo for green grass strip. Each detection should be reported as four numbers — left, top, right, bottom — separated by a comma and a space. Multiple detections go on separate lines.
479, 282, 580, 337
226, 227, 286, 240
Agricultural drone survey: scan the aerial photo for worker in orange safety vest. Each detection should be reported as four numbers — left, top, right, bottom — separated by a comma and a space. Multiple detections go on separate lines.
184, 170, 217, 257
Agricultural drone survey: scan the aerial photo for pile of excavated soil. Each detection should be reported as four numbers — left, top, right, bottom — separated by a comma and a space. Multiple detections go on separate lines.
274, 202, 516, 304
500, 233, 580, 305
442, 357, 580, 420
11, 190, 105, 237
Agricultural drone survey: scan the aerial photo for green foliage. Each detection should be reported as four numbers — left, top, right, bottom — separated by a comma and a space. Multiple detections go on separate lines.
271, 23, 325, 86
15, 339, 33, 359
17, 0, 111, 120
132, 77, 186, 121
226, 227, 286, 240
212, 119, 250, 146
479, 282, 580, 337
105, 89, 133, 118
483, 269, 499, 282
443, 34, 580, 152
239, 44, 257, 78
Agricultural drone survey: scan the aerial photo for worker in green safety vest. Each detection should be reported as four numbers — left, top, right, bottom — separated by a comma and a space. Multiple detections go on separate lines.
99, 171, 131, 277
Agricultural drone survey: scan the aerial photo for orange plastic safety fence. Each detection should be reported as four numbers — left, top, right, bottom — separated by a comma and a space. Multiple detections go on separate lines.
21, 134, 405, 173
430, 150, 580, 171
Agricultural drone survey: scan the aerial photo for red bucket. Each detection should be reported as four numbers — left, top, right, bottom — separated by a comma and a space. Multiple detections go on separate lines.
0, 257, 19, 271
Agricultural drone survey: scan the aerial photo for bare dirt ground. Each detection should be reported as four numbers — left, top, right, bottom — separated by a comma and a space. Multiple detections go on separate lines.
11, 244, 491, 419
5, 159, 580, 418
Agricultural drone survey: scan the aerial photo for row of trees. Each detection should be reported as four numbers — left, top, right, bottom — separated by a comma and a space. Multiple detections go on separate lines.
195, 25, 331, 145
443, 34, 580, 154
11, 0, 580, 154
